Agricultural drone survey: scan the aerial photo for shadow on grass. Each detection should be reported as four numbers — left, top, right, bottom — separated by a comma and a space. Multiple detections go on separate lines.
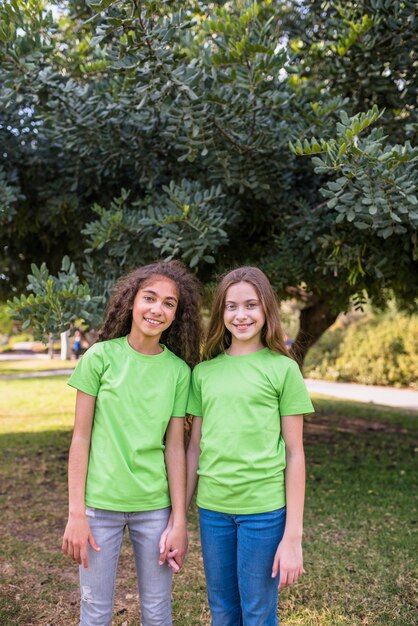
0, 429, 207, 626
1, 407, 417, 625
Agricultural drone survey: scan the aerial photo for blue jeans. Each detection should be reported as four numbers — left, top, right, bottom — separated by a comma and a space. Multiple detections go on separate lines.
199, 506, 286, 626
79, 506, 172, 626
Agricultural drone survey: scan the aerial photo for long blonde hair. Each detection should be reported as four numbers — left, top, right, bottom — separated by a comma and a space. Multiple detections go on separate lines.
204, 266, 290, 360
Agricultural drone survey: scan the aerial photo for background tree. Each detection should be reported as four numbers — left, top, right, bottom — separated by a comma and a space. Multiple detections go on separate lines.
2, 0, 417, 363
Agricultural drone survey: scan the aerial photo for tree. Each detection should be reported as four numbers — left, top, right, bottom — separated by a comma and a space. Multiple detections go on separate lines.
2, 0, 417, 363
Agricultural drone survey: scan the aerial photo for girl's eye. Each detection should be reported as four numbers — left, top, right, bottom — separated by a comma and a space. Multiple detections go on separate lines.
143, 296, 154, 302
165, 302, 175, 308
225, 304, 236, 310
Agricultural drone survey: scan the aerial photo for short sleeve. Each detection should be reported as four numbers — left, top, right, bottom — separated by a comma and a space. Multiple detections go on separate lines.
279, 360, 314, 416
186, 366, 203, 416
67, 343, 104, 397
171, 363, 191, 417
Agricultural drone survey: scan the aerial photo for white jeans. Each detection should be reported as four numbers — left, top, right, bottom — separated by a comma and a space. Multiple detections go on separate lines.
79, 506, 172, 626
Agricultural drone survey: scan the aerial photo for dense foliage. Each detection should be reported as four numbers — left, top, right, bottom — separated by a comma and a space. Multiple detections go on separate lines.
1, 0, 417, 361
305, 311, 418, 387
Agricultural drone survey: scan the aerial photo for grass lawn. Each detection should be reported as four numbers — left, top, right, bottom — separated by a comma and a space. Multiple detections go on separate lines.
1, 377, 417, 625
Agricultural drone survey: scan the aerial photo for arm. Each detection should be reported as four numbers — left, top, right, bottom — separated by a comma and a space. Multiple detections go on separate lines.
272, 414, 305, 589
159, 415, 202, 569
159, 417, 188, 571
61, 390, 100, 569
186, 416, 202, 511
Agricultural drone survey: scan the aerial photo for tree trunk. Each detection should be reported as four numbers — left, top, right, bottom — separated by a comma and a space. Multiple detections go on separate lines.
84, 329, 98, 346
48, 334, 54, 359
291, 298, 339, 369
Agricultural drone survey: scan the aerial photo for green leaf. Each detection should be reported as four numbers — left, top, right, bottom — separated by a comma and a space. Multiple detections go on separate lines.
190, 253, 200, 268
340, 110, 350, 125
381, 226, 394, 239
328, 182, 343, 191
62, 256, 70, 272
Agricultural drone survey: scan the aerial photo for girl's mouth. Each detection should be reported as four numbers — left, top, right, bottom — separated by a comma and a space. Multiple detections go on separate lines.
144, 318, 162, 326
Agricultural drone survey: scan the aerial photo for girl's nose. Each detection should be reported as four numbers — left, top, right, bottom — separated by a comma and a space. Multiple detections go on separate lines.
150, 301, 163, 315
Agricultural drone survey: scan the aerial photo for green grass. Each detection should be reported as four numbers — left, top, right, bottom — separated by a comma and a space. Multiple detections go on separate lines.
298, 401, 417, 626
1, 376, 75, 433
1, 378, 417, 625
311, 393, 417, 428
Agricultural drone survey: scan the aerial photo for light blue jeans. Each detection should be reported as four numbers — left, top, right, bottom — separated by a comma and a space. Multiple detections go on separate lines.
79, 506, 172, 626
199, 506, 286, 626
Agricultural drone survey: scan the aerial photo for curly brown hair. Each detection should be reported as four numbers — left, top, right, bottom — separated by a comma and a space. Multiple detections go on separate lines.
97, 261, 202, 367
204, 266, 290, 360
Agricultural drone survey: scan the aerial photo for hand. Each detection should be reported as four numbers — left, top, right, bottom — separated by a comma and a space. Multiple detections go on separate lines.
159, 520, 188, 573
158, 516, 179, 573
271, 537, 303, 590
62, 513, 100, 570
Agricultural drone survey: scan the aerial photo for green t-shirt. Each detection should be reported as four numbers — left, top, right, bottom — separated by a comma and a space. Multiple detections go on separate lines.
187, 348, 314, 514
68, 336, 190, 512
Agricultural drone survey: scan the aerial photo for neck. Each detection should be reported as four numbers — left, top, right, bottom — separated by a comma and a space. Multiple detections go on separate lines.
227, 338, 265, 356
127, 331, 163, 355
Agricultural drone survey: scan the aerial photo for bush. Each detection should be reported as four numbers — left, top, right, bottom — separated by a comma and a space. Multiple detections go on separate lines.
304, 326, 346, 381
0, 332, 34, 353
0, 304, 14, 336
336, 316, 418, 387
305, 314, 418, 388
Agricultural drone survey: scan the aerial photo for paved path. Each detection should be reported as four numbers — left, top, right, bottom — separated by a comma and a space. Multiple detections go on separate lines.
0, 352, 51, 361
2, 352, 417, 411
305, 379, 418, 411
1, 368, 74, 379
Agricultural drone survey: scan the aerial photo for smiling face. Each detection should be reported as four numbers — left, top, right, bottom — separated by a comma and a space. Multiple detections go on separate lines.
130, 276, 179, 344
223, 281, 266, 349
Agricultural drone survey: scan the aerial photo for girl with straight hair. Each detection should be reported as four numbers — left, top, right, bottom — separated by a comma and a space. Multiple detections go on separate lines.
62, 260, 201, 626
187, 266, 314, 626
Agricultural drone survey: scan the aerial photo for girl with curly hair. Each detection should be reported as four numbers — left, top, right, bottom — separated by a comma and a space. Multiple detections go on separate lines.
62, 260, 201, 626
186, 266, 314, 626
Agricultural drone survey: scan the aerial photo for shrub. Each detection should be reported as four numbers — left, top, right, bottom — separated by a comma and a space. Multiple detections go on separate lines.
304, 326, 345, 381
335, 316, 418, 387
0, 304, 14, 336
305, 314, 418, 388
0, 332, 34, 353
